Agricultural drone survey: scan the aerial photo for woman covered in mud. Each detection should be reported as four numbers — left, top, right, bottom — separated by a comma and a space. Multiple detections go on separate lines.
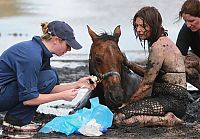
115, 6, 189, 127
176, 0, 200, 90
0, 21, 96, 132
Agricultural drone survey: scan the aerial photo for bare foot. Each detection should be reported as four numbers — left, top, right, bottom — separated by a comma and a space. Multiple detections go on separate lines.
113, 113, 125, 124
163, 112, 183, 126
114, 112, 183, 127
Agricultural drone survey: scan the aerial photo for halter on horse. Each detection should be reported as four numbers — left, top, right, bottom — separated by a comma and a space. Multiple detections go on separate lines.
87, 25, 141, 110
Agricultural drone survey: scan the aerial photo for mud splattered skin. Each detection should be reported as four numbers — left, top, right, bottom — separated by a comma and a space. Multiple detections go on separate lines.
130, 36, 187, 102
150, 37, 187, 88
115, 36, 188, 125
184, 52, 200, 90
114, 6, 189, 126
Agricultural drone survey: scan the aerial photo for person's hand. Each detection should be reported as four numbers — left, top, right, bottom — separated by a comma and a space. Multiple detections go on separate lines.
61, 89, 78, 101
77, 76, 97, 90
122, 52, 129, 66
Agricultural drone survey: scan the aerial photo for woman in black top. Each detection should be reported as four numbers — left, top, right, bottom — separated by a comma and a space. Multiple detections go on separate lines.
176, 0, 200, 89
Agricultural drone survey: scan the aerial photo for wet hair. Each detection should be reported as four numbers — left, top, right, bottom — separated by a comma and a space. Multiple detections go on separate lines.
179, 0, 200, 19
41, 22, 53, 40
132, 6, 168, 48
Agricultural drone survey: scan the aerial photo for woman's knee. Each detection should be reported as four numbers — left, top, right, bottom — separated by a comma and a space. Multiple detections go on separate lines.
38, 69, 59, 93
51, 67, 60, 84
49, 70, 59, 85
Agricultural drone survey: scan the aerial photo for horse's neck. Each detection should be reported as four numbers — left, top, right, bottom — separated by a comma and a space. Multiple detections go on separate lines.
121, 65, 141, 99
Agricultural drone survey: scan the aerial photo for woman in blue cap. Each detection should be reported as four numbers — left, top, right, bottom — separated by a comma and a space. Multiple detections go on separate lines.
0, 21, 96, 131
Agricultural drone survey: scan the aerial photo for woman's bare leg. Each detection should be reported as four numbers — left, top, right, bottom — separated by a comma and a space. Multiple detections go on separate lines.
115, 112, 183, 127
185, 53, 200, 90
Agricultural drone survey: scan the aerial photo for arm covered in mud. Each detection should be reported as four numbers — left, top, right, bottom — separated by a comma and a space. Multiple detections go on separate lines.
129, 45, 164, 102
122, 53, 145, 77
185, 54, 200, 73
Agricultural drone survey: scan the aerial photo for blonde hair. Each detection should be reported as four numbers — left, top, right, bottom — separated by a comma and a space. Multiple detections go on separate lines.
41, 22, 52, 40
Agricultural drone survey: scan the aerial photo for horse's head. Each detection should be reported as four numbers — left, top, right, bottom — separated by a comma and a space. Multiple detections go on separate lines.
88, 25, 125, 109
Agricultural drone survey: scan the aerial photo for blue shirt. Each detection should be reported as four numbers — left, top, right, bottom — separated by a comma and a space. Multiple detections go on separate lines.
0, 36, 53, 101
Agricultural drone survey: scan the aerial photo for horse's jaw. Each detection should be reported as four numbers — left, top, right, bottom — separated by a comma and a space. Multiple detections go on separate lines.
104, 85, 125, 109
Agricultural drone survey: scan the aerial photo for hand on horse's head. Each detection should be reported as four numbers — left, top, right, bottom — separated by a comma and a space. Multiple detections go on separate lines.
122, 52, 129, 65
77, 76, 97, 90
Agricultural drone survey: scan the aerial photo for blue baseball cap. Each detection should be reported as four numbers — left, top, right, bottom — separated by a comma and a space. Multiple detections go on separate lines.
48, 21, 82, 50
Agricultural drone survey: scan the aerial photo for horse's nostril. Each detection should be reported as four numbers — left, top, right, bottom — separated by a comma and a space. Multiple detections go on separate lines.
116, 96, 123, 102
109, 91, 123, 104
107, 86, 124, 102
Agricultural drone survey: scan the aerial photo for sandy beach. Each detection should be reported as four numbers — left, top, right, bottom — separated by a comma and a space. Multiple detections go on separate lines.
1, 60, 200, 138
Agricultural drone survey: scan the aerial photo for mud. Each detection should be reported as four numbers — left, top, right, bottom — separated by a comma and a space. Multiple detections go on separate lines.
1, 60, 200, 138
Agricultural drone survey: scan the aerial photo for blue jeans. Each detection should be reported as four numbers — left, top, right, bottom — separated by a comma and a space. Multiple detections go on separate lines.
0, 69, 59, 126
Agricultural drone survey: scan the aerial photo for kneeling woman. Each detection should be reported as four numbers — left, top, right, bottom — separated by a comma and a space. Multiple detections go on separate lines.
115, 6, 189, 126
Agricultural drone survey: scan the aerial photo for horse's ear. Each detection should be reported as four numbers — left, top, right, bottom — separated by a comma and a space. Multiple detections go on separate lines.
113, 25, 121, 42
87, 25, 98, 41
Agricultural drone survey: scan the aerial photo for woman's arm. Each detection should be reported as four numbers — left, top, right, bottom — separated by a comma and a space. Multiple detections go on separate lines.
176, 24, 190, 56
122, 53, 145, 77
50, 76, 96, 94
23, 89, 78, 105
129, 45, 164, 102
23, 76, 97, 106
125, 61, 145, 77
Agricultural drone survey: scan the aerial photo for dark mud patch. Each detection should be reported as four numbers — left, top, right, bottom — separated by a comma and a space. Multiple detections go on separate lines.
31, 100, 200, 139
1, 60, 200, 138
32, 125, 200, 139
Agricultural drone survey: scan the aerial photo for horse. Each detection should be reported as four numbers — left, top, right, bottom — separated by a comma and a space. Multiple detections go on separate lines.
87, 25, 141, 110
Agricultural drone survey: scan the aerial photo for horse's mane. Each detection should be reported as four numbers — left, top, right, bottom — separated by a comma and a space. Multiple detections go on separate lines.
97, 32, 116, 41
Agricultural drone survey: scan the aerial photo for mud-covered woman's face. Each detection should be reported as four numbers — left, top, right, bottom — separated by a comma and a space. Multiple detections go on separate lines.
182, 13, 200, 32
135, 17, 151, 40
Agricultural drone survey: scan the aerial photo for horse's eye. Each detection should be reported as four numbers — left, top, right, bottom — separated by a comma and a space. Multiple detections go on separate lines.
95, 57, 102, 65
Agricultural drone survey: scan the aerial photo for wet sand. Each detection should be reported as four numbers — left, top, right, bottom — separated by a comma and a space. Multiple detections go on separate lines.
1, 60, 200, 138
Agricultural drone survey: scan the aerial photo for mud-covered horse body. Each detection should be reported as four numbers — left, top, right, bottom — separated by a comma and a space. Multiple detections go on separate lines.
87, 25, 141, 110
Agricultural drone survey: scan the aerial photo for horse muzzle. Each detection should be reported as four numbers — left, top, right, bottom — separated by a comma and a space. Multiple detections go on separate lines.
104, 85, 125, 109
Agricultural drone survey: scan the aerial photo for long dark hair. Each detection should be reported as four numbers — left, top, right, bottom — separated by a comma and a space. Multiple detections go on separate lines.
132, 6, 167, 48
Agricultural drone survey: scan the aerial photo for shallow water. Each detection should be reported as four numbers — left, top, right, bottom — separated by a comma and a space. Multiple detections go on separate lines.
0, 0, 185, 59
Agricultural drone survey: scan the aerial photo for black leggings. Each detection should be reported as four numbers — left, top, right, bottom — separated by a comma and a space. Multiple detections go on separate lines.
121, 83, 189, 119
